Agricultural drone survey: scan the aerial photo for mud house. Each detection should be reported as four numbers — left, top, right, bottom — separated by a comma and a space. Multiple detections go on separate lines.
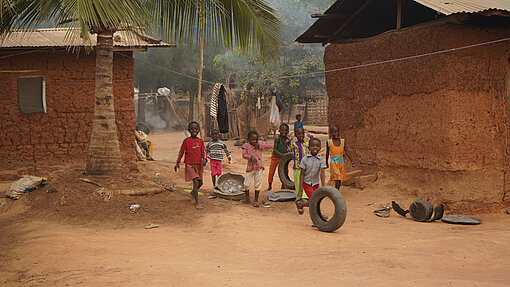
297, 0, 510, 203
0, 28, 172, 169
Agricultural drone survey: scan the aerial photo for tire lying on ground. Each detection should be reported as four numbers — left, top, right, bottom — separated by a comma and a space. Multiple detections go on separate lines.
409, 199, 433, 222
278, 152, 295, 190
309, 186, 347, 232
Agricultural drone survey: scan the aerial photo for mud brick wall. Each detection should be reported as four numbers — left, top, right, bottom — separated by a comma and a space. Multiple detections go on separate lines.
325, 23, 510, 203
0, 50, 135, 168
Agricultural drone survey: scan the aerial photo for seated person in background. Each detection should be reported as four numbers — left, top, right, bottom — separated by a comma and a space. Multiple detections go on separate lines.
135, 129, 154, 161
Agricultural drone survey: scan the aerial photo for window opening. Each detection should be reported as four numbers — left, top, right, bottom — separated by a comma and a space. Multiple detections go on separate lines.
18, 76, 46, 114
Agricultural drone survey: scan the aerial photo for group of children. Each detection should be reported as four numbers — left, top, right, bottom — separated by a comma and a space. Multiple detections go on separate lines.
175, 114, 355, 212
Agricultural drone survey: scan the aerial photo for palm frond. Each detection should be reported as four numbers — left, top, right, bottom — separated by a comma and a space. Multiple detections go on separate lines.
2, 0, 282, 60
210, 0, 282, 60
2, 0, 153, 42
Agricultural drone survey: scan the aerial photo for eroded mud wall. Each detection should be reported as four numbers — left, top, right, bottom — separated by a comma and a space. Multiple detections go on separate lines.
325, 23, 510, 203
0, 50, 135, 168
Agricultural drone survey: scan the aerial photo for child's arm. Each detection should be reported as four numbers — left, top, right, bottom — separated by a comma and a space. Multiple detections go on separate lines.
320, 168, 326, 187
344, 142, 356, 168
174, 139, 186, 171
242, 146, 252, 161
283, 136, 292, 153
223, 143, 232, 162
259, 141, 272, 150
325, 141, 330, 168
205, 142, 211, 155
201, 141, 207, 166
320, 158, 327, 186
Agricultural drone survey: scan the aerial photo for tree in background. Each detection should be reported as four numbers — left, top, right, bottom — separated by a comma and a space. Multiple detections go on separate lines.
134, 0, 334, 112
175, 0, 282, 137
1, 0, 280, 174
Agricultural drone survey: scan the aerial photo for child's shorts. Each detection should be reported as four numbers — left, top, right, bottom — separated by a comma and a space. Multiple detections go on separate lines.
210, 159, 222, 177
185, 163, 203, 182
303, 183, 319, 199
244, 169, 263, 190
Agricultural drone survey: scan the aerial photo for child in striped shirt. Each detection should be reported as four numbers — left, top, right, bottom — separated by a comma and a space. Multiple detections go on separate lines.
206, 129, 232, 186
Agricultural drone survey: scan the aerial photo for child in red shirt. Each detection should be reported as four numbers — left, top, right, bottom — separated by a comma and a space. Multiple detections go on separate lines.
174, 122, 207, 209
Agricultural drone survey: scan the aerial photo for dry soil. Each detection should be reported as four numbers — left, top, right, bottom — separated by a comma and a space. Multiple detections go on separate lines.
1, 128, 509, 286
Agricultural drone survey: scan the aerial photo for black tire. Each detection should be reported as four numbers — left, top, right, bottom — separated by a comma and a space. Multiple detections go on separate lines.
278, 152, 295, 190
409, 200, 433, 222
309, 186, 347, 232
391, 201, 409, 217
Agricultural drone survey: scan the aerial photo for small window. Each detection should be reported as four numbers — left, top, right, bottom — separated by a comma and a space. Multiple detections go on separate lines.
18, 76, 46, 114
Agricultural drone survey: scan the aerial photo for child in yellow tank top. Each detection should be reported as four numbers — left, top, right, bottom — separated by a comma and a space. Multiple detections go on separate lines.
326, 125, 356, 190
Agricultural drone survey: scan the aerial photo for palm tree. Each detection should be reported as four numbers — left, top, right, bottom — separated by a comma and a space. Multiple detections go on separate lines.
191, 0, 282, 137
1, 0, 281, 174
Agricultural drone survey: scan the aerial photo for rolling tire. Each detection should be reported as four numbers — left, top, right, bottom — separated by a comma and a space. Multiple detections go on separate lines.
309, 186, 347, 232
278, 152, 295, 190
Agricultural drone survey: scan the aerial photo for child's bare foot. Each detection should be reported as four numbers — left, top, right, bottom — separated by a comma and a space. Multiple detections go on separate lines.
242, 200, 251, 204
253, 202, 259, 207
295, 200, 304, 215
268, 183, 272, 191
195, 203, 203, 210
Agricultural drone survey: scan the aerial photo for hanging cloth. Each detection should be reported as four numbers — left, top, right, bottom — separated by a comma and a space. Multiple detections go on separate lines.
217, 85, 229, 133
210, 83, 221, 118
275, 92, 283, 111
269, 95, 280, 132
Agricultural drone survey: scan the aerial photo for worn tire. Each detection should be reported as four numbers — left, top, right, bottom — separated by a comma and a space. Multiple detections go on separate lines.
409, 200, 433, 222
278, 152, 295, 190
309, 186, 347, 232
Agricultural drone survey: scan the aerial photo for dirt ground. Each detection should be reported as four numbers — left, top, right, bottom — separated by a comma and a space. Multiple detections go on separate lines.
1, 128, 510, 286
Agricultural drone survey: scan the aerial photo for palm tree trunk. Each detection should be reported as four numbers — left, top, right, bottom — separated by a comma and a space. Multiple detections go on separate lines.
197, 13, 205, 137
86, 31, 123, 174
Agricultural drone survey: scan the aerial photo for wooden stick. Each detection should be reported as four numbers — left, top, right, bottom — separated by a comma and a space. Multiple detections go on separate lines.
397, 0, 402, 29
0, 70, 39, 73
326, 0, 373, 44
168, 94, 190, 123
164, 96, 188, 136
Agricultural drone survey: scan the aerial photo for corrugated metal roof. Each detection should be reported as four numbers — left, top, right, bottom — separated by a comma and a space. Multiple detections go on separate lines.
296, 0, 510, 44
414, 0, 510, 15
0, 28, 174, 49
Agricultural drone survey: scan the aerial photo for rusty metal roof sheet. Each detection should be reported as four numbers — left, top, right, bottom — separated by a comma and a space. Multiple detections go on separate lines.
0, 28, 174, 49
414, 0, 510, 15
296, 0, 510, 44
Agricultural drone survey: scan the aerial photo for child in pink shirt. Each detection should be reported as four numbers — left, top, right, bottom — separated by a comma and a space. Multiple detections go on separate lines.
242, 130, 271, 207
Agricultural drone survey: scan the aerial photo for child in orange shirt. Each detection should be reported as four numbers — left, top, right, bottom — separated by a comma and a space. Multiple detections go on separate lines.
325, 125, 355, 190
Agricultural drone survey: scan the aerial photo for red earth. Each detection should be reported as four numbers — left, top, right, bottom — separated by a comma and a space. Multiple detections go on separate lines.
1, 128, 509, 286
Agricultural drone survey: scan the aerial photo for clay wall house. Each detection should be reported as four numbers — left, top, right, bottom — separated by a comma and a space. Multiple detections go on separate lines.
297, 0, 510, 203
0, 28, 172, 169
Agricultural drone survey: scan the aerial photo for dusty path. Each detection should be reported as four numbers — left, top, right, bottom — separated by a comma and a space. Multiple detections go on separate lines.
1, 129, 510, 286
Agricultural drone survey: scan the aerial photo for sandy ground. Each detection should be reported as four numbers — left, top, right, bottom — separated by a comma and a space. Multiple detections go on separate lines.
1, 128, 510, 286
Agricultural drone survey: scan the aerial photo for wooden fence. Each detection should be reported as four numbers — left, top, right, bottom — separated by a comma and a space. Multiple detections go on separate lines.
305, 91, 328, 126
